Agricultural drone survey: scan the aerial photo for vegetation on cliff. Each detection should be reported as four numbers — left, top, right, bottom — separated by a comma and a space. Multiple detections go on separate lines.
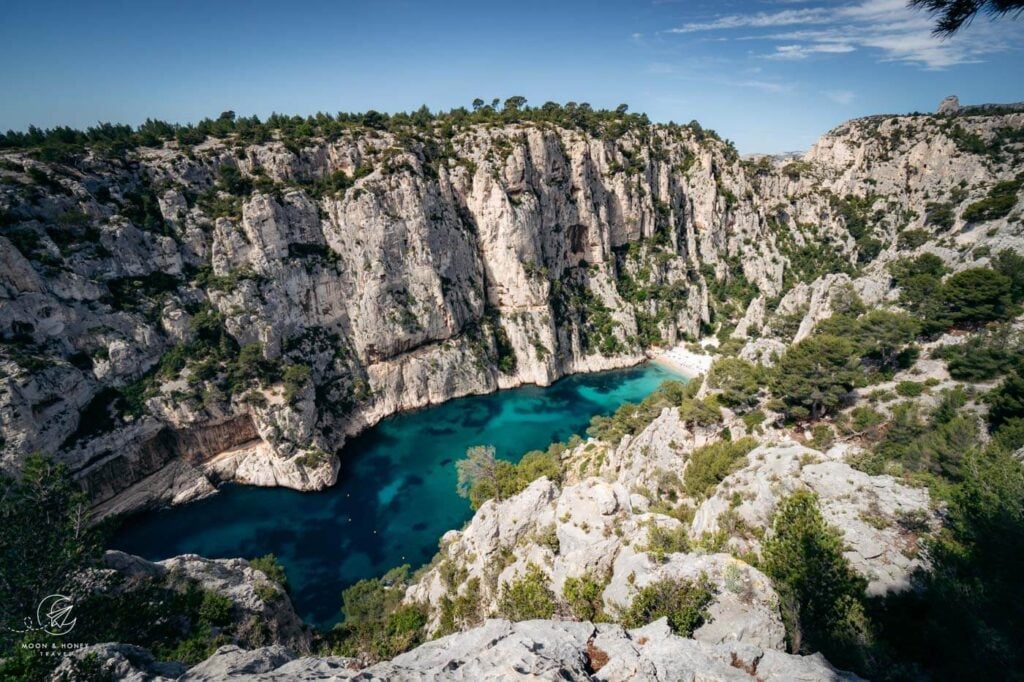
0, 456, 300, 680
0, 98, 732, 162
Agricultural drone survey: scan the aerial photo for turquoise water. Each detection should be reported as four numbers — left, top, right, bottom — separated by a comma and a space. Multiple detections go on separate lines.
111, 363, 681, 627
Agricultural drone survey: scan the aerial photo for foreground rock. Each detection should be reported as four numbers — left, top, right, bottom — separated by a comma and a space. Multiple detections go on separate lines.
406, 397, 938, 641
55, 618, 862, 681
406, 474, 787, 651
99, 550, 311, 653
691, 444, 935, 596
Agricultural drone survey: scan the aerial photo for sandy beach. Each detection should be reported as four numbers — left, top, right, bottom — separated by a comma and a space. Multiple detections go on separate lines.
651, 342, 715, 378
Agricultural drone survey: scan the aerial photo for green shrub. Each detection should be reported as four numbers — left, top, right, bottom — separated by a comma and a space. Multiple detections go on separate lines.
513, 448, 563, 486
992, 249, 1024, 303
0, 454, 275, 678
216, 164, 253, 196
925, 201, 955, 229
895, 381, 925, 397
942, 268, 1014, 327
249, 554, 289, 589
335, 565, 425, 660
931, 386, 968, 425
455, 443, 565, 510
587, 380, 690, 444
742, 409, 766, 431
961, 174, 1023, 223
677, 395, 723, 427
282, 363, 311, 402
436, 578, 481, 637
848, 406, 885, 436
198, 591, 234, 627
683, 437, 757, 498
761, 491, 871, 668
619, 576, 715, 635
497, 563, 556, 621
0, 454, 105, 655
987, 371, 1024, 432
162, 626, 227, 665
707, 357, 764, 410
295, 448, 329, 469
380, 604, 428, 657
771, 336, 860, 420
905, 414, 980, 478
889, 253, 947, 284
935, 324, 1024, 380
887, 444, 1024, 680
854, 310, 921, 372
254, 584, 280, 603
810, 424, 835, 450
643, 520, 690, 560
562, 573, 606, 621
867, 401, 980, 478
994, 418, 1024, 451
898, 229, 930, 249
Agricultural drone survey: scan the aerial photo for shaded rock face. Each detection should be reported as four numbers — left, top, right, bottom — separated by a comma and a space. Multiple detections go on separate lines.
3, 110, 1022, 516
102, 550, 312, 653
54, 618, 863, 681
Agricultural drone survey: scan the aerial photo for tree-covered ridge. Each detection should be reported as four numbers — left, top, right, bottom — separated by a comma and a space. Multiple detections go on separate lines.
0, 98, 734, 162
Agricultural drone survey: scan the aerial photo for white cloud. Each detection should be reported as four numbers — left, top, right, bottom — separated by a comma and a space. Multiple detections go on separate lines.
669, 8, 831, 33
765, 43, 856, 59
822, 89, 856, 104
737, 79, 796, 93
666, 0, 1019, 69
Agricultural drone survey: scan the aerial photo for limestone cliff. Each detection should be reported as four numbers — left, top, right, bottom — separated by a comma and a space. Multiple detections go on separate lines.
1, 108, 1021, 517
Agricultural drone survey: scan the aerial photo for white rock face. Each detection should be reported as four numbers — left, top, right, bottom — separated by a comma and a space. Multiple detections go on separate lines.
406, 469, 788, 651
3, 110, 1020, 515
203, 439, 339, 491
51, 643, 186, 682
739, 338, 787, 366
733, 296, 766, 339
937, 95, 960, 115
691, 444, 935, 596
54, 618, 863, 681
604, 550, 786, 651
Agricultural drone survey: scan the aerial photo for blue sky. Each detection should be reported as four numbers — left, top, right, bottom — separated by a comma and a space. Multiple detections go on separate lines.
1, 0, 1021, 152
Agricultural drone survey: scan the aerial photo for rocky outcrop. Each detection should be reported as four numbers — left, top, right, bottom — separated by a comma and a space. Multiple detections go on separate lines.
51, 643, 187, 681
101, 550, 312, 652
1, 122, 767, 513
690, 444, 935, 596
54, 618, 863, 681
405, 393, 939, 639
405, 470, 787, 651
937, 96, 960, 115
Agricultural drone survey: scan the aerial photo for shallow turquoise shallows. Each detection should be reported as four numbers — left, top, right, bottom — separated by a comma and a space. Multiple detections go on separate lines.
111, 363, 682, 627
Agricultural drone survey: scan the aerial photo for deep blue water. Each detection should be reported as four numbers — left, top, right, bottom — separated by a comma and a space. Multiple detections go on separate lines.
111, 363, 681, 627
